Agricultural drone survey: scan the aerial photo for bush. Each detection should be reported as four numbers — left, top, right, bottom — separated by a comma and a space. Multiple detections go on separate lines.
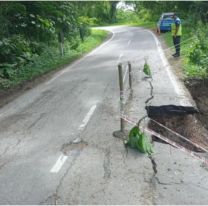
78, 16, 92, 41
138, 9, 154, 22
0, 35, 34, 78
0, 35, 32, 64
189, 24, 208, 71
116, 9, 139, 24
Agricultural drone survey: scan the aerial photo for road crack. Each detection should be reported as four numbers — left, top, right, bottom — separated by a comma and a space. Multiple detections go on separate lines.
41, 147, 84, 205
136, 76, 158, 176
145, 175, 183, 186
103, 148, 111, 179
39, 194, 57, 205
148, 154, 157, 174
145, 78, 154, 105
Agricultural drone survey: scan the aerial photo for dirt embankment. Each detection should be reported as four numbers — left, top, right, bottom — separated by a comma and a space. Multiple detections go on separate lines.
185, 79, 208, 131
153, 31, 208, 151
0, 72, 53, 108
148, 112, 208, 152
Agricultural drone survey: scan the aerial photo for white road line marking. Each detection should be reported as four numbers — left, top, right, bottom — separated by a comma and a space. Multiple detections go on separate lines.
78, 104, 97, 131
128, 40, 131, 46
50, 154, 68, 173
45, 31, 115, 85
50, 104, 96, 173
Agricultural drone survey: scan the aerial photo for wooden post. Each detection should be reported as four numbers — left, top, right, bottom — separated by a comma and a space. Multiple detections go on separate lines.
118, 63, 125, 132
58, 31, 64, 57
128, 61, 132, 90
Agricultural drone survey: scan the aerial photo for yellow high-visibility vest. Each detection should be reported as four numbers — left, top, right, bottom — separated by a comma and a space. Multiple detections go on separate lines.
171, 18, 182, 36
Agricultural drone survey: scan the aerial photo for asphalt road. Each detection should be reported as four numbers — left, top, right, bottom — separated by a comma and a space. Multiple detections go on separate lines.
0, 26, 207, 204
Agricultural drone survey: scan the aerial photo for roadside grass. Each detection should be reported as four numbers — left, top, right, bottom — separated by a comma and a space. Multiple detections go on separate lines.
131, 20, 206, 79
162, 27, 207, 78
0, 29, 108, 90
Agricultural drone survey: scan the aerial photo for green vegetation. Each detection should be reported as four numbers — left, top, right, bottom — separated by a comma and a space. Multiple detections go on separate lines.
1, 0, 208, 89
143, 60, 152, 77
162, 24, 208, 78
0, 29, 108, 89
131, 1, 208, 79
0, 1, 117, 89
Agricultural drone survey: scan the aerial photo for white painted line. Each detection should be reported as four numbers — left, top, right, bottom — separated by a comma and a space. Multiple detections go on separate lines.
78, 104, 97, 131
50, 154, 68, 173
45, 31, 115, 85
128, 40, 131, 46
50, 104, 96, 173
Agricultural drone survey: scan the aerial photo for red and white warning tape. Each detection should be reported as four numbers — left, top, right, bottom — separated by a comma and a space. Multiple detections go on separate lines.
149, 118, 208, 153
120, 114, 208, 166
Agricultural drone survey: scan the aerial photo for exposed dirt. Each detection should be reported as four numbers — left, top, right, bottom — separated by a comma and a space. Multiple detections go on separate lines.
61, 139, 88, 155
155, 31, 208, 152
148, 112, 208, 152
185, 79, 208, 131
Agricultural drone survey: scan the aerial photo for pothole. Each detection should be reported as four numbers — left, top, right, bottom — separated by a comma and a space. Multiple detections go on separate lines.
146, 105, 208, 152
61, 138, 88, 155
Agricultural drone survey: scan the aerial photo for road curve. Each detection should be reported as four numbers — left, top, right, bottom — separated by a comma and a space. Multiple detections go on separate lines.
0, 26, 207, 204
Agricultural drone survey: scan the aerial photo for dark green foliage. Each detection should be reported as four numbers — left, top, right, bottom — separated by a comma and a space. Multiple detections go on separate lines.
0, 29, 108, 89
133, 1, 208, 78
133, 1, 208, 23
76, 1, 119, 24
0, 1, 116, 72
1, 0, 208, 85
0, 1, 115, 88
78, 16, 92, 42
189, 26, 208, 71
0, 35, 33, 78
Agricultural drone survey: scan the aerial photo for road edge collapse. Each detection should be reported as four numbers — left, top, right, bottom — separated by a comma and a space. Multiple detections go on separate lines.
146, 30, 196, 108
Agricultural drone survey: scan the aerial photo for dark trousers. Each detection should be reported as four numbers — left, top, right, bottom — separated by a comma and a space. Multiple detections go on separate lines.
173, 36, 181, 55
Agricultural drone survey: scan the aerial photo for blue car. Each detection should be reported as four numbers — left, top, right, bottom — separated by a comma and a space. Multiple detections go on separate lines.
157, 12, 174, 33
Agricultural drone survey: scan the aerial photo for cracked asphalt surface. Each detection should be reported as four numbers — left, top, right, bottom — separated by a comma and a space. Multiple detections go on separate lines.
0, 26, 207, 204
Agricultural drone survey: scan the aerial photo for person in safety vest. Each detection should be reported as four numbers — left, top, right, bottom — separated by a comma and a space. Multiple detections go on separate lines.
171, 13, 182, 57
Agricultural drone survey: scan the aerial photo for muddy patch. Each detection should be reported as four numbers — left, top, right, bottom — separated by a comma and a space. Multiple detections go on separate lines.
61, 138, 88, 155
147, 105, 208, 152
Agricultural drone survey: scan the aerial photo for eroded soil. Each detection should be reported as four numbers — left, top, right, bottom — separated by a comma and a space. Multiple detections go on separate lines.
148, 113, 208, 152
156, 31, 208, 152
185, 79, 208, 132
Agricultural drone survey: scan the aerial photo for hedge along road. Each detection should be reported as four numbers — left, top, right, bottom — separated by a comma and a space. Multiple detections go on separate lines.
0, 26, 207, 204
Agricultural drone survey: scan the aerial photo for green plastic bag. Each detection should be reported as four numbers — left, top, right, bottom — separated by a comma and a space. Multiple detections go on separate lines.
125, 126, 153, 155
143, 60, 151, 77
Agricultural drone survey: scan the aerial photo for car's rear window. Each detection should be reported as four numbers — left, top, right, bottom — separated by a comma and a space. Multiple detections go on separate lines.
163, 15, 173, 19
